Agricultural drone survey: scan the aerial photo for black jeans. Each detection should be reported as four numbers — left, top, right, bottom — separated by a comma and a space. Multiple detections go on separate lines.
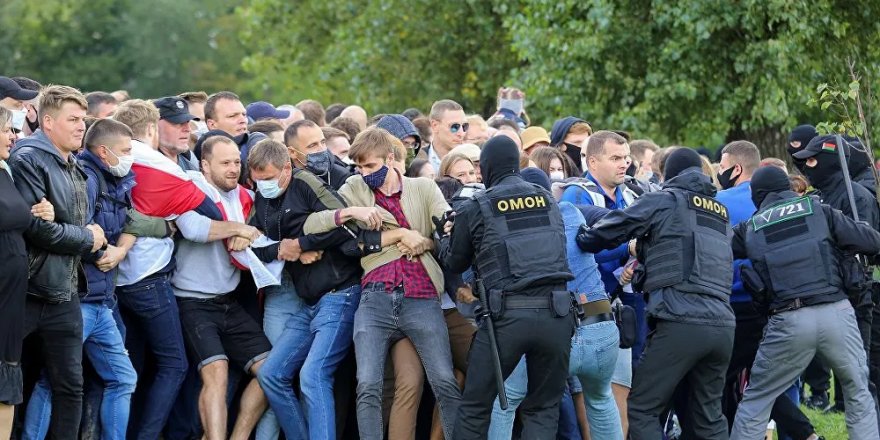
629, 320, 733, 440
23, 294, 84, 440
454, 306, 575, 439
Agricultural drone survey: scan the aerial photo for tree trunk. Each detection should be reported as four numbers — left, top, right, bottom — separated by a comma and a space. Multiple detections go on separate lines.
726, 125, 790, 166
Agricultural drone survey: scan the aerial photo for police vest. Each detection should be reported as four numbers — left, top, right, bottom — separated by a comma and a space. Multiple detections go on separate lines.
561, 178, 638, 208
640, 190, 733, 299
474, 182, 572, 293
744, 196, 840, 303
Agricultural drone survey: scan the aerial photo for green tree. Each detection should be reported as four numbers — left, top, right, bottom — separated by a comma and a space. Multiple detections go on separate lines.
505, 0, 880, 157
238, 0, 517, 114
0, 0, 250, 99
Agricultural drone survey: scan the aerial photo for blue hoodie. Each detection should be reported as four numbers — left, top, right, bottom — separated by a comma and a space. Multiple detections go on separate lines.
715, 181, 755, 304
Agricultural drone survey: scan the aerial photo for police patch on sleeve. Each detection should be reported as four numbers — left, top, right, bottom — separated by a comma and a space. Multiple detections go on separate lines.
688, 194, 729, 221
491, 194, 549, 215
751, 196, 813, 231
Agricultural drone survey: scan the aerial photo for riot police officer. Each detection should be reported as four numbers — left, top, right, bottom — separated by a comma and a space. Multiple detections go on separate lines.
730, 166, 880, 440
792, 134, 880, 411
439, 135, 576, 439
577, 148, 735, 440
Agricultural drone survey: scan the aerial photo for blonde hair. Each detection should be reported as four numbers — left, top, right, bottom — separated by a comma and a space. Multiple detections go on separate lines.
438, 152, 474, 178
112, 99, 160, 139
38, 85, 88, 121
349, 127, 397, 163
700, 155, 720, 189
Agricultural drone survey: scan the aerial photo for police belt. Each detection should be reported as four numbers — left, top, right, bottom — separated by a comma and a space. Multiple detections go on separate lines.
577, 299, 614, 326
769, 296, 831, 315
504, 295, 553, 309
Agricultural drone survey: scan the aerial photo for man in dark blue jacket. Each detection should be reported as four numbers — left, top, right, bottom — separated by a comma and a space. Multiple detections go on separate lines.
22, 118, 139, 439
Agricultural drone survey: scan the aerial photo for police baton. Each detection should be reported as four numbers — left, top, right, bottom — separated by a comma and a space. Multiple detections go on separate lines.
836, 135, 861, 222
474, 276, 509, 410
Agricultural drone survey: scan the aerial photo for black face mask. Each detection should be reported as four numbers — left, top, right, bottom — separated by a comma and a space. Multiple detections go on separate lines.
563, 143, 582, 174
26, 117, 39, 133
716, 165, 740, 190
802, 155, 841, 190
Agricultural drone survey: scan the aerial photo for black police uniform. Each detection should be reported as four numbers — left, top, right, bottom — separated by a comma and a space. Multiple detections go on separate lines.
577, 155, 735, 440
440, 136, 575, 439
794, 134, 880, 410
729, 166, 880, 438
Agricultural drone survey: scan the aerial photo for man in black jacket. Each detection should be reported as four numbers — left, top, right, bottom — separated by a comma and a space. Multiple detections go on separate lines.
577, 148, 735, 440
9, 85, 107, 439
247, 135, 373, 440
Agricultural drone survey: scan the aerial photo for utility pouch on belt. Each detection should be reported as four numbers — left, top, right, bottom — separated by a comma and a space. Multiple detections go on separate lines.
488, 289, 505, 320
551, 291, 572, 318
613, 301, 637, 349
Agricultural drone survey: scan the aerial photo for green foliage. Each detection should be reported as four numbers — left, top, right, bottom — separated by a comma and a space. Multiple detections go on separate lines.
0, 0, 251, 99
506, 0, 880, 148
238, 0, 518, 114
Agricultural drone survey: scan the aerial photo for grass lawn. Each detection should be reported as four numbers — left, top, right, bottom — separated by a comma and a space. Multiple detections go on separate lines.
772, 384, 846, 439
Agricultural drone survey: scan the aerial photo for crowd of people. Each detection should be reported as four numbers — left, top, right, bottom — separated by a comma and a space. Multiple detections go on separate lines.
0, 75, 878, 440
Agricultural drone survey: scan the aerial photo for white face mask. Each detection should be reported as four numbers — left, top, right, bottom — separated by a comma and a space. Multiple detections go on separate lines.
193, 121, 209, 138
549, 170, 565, 180
107, 148, 134, 177
11, 108, 27, 131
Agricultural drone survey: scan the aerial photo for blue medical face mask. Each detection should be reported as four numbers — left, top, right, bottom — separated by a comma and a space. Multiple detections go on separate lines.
256, 167, 289, 199
256, 178, 283, 199
363, 165, 389, 189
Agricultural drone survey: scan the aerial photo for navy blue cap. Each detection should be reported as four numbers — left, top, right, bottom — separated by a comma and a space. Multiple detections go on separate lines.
247, 101, 290, 121
0, 76, 39, 101
153, 97, 196, 124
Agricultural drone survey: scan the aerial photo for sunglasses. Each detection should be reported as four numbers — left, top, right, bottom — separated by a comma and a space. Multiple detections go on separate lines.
449, 122, 470, 134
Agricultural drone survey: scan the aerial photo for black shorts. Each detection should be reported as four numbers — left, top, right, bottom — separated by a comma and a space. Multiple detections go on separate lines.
177, 294, 271, 373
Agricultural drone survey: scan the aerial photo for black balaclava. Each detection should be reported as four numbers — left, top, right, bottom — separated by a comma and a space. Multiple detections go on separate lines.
787, 124, 818, 171
663, 147, 703, 181
750, 166, 792, 207
845, 137, 871, 177
480, 135, 521, 188
801, 136, 843, 190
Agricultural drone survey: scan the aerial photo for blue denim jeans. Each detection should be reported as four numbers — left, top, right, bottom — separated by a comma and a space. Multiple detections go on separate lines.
257, 284, 359, 440
256, 274, 304, 440
570, 321, 623, 440
488, 358, 583, 439
353, 284, 461, 440
489, 357, 527, 439
24, 302, 138, 440
117, 274, 188, 440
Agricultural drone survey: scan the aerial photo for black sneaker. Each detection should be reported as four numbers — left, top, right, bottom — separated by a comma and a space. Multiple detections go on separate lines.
805, 391, 830, 411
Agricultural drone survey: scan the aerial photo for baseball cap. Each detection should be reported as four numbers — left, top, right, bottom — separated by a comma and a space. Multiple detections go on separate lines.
247, 101, 290, 121
153, 97, 196, 124
0, 76, 39, 101
792, 134, 839, 159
